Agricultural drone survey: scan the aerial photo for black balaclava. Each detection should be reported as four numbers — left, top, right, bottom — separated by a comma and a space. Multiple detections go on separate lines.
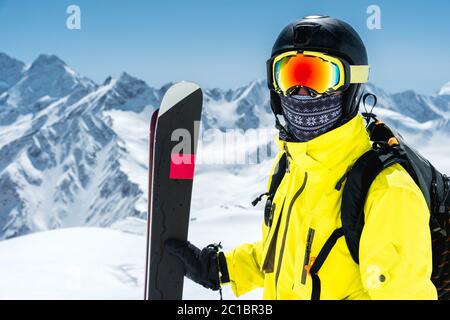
279, 93, 343, 142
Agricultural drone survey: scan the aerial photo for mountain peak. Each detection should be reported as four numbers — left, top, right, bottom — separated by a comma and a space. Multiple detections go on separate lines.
112, 72, 152, 94
247, 79, 266, 88
438, 81, 450, 96
118, 72, 135, 82
114, 72, 149, 88
5, 53, 96, 109
29, 54, 67, 72
236, 79, 267, 100
0, 53, 26, 92
100, 72, 157, 112
103, 76, 113, 86
0, 52, 25, 67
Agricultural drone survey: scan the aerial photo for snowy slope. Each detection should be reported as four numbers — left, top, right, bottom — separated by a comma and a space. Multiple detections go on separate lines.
0, 220, 262, 300
0, 227, 144, 299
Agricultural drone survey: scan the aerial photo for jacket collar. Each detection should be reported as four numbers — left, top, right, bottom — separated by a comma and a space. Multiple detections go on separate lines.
276, 115, 372, 175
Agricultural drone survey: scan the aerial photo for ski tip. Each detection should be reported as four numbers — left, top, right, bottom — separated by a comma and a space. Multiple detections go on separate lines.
159, 82, 201, 117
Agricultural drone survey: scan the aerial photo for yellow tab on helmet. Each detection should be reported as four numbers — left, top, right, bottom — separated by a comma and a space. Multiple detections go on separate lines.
350, 65, 370, 83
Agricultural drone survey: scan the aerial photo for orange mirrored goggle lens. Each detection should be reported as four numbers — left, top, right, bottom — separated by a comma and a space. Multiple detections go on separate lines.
274, 54, 342, 95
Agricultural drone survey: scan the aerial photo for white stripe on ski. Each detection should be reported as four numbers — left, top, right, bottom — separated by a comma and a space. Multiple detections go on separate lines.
158, 82, 200, 117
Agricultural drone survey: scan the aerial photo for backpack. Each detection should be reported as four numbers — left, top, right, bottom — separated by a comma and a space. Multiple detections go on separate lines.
254, 111, 450, 300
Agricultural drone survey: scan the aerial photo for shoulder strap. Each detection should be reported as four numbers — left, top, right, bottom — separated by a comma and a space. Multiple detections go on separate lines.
268, 153, 287, 197
265, 153, 287, 226
340, 147, 406, 264
252, 153, 288, 226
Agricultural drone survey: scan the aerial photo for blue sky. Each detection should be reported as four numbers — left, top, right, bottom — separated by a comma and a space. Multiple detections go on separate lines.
0, 0, 449, 94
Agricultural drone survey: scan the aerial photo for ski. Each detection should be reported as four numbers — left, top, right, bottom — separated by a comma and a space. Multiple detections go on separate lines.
144, 82, 203, 300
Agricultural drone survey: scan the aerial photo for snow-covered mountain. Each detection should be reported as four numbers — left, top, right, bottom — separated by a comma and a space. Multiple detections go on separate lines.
0, 55, 160, 239
0, 52, 449, 240
438, 81, 450, 96
0, 54, 96, 125
0, 53, 25, 96
364, 82, 450, 136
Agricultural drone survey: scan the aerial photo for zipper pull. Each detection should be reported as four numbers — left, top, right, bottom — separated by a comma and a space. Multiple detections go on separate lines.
252, 192, 270, 207
304, 256, 316, 274
301, 228, 315, 285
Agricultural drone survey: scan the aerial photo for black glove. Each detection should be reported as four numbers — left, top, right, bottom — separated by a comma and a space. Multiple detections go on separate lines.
165, 239, 230, 291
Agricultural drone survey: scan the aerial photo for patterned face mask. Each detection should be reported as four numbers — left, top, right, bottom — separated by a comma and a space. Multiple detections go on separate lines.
279, 94, 343, 142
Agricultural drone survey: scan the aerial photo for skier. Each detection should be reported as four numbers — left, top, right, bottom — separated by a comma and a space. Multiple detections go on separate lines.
165, 15, 437, 299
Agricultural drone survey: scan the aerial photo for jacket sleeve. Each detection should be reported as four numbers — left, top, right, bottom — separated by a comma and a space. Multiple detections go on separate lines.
224, 241, 264, 297
359, 166, 437, 300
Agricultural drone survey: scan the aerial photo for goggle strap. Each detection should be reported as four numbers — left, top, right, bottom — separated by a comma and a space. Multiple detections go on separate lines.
350, 65, 370, 83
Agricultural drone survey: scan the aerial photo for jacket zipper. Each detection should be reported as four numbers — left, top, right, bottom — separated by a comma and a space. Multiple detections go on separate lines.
301, 228, 315, 285
274, 170, 308, 299
261, 199, 285, 273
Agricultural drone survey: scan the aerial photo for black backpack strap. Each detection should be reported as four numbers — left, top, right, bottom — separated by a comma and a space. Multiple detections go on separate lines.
252, 153, 288, 227
268, 153, 288, 197
341, 147, 407, 264
307, 144, 407, 299
309, 228, 344, 300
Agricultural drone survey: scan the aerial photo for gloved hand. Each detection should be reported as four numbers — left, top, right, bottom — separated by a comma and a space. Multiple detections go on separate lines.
165, 239, 230, 291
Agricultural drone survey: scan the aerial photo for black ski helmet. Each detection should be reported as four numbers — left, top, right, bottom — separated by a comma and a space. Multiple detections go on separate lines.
267, 15, 369, 127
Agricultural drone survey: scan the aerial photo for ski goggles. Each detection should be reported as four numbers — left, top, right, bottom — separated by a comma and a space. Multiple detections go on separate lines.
267, 50, 370, 96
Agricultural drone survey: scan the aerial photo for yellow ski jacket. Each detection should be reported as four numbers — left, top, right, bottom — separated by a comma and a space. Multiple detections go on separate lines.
225, 115, 437, 300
